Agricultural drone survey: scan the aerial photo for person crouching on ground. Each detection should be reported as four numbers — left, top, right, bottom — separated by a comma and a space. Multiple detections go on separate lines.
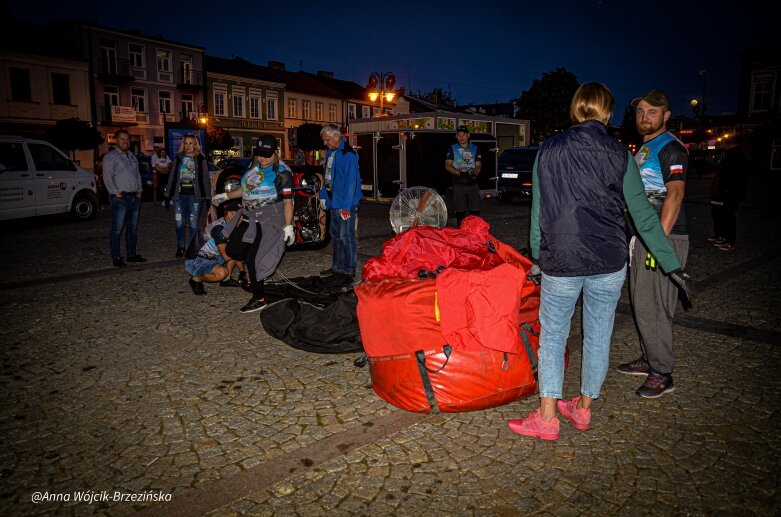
211, 134, 295, 313
185, 200, 244, 295
508, 83, 687, 441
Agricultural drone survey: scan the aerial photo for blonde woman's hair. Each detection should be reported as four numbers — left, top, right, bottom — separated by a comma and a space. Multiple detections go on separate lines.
570, 83, 614, 125
179, 134, 202, 156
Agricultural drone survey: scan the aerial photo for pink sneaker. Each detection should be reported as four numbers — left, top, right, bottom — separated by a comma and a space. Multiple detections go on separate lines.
557, 396, 591, 431
508, 410, 560, 440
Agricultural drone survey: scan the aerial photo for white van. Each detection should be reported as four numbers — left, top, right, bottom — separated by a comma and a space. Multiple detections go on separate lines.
0, 137, 98, 221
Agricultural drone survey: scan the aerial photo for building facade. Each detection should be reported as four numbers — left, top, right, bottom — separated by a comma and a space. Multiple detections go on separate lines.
738, 44, 781, 172
205, 56, 286, 159
0, 21, 94, 168
266, 65, 341, 161
61, 22, 206, 157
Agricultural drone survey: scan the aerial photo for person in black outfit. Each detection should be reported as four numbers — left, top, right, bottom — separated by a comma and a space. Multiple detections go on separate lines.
710, 141, 748, 251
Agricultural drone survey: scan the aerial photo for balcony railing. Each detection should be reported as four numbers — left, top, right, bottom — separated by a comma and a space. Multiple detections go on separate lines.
97, 58, 135, 81
177, 69, 204, 89
98, 105, 200, 126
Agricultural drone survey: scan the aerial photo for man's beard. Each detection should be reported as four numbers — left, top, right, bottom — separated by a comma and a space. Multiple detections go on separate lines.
637, 119, 665, 136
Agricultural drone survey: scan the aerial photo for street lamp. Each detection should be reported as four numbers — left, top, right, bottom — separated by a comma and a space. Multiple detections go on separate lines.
367, 72, 396, 116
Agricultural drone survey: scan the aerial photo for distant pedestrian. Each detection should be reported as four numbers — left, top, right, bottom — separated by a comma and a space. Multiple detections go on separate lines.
319, 124, 362, 279
185, 200, 243, 295
445, 125, 482, 227
508, 83, 683, 441
709, 140, 748, 251
103, 129, 147, 267
165, 135, 211, 258
618, 89, 690, 398
151, 147, 172, 207
211, 134, 295, 313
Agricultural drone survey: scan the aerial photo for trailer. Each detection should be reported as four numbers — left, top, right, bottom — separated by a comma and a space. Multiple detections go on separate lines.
348, 112, 529, 202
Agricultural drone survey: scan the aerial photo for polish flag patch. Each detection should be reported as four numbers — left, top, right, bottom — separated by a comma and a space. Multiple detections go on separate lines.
670, 165, 684, 176
282, 187, 292, 195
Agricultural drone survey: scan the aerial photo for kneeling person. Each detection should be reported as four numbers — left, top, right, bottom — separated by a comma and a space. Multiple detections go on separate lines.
185, 200, 242, 295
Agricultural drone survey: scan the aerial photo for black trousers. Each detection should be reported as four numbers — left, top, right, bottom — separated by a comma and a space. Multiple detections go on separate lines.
711, 199, 740, 245
226, 220, 264, 299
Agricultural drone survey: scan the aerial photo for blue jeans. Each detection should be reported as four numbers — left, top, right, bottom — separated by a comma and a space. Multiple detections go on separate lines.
329, 207, 358, 275
109, 194, 141, 260
174, 194, 202, 248
538, 264, 627, 400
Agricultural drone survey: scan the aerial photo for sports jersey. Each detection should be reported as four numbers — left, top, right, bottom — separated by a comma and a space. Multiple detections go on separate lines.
634, 131, 688, 235
446, 143, 481, 185
185, 217, 229, 260
178, 156, 197, 195
241, 161, 293, 205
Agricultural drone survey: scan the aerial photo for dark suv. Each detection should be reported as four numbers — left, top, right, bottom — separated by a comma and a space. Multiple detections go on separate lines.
497, 146, 539, 202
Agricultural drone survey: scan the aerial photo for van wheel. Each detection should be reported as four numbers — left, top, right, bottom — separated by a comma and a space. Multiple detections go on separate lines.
497, 192, 513, 203
71, 193, 97, 221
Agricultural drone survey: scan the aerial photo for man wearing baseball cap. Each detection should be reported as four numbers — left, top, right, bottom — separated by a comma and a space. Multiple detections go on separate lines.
618, 89, 690, 398
445, 125, 482, 227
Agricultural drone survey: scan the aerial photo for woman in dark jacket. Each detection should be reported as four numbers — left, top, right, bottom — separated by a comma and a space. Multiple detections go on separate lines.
508, 83, 685, 441
165, 134, 210, 257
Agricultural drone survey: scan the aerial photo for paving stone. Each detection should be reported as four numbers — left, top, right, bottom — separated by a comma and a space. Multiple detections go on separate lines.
1, 180, 779, 516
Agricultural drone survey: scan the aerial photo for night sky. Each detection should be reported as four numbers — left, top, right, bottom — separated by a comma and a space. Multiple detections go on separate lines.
6, 0, 775, 121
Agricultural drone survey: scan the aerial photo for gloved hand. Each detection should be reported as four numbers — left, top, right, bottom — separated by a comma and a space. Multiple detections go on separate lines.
283, 225, 295, 246
669, 268, 693, 310
340, 209, 350, 220
319, 198, 327, 211
644, 252, 657, 271
528, 262, 541, 285
211, 192, 229, 206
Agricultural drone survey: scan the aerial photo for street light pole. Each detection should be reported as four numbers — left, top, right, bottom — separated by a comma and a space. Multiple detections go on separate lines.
367, 72, 396, 116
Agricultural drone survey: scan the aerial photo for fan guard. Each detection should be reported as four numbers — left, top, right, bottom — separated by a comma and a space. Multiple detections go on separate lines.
389, 187, 448, 234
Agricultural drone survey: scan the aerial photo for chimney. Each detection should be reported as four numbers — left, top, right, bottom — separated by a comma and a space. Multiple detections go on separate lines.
268, 60, 286, 71
317, 70, 334, 79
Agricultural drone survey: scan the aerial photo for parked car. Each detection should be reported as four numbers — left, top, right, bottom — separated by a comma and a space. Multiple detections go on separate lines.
496, 146, 539, 202
216, 157, 252, 170
0, 137, 98, 221
94, 153, 154, 203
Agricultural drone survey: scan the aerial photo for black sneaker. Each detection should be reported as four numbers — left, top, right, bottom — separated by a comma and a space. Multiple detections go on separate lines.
617, 357, 650, 376
189, 278, 206, 295
127, 254, 147, 263
636, 372, 675, 398
175, 247, 184, 258
112, 258, 127, 267
219, 278, 241, 287
240, 298, 268, 313
320, 268, 336, 276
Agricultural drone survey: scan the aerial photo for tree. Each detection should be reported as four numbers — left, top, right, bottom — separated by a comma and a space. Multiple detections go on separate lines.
515, 68, 579, 143
619, 104, 642, 149
206, 126, 234, 151
422, 88, 456, 107
46, 118, 104, 157
296, 123, 324, 151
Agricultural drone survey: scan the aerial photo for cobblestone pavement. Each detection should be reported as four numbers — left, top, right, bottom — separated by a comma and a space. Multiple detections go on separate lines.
0, 175, 778, 516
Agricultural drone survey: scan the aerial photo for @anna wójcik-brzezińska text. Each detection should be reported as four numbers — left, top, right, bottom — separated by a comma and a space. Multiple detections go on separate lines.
31, 490, 172, 504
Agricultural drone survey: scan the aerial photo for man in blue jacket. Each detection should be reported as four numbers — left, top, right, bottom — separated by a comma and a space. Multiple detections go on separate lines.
319, 124, 362, 279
